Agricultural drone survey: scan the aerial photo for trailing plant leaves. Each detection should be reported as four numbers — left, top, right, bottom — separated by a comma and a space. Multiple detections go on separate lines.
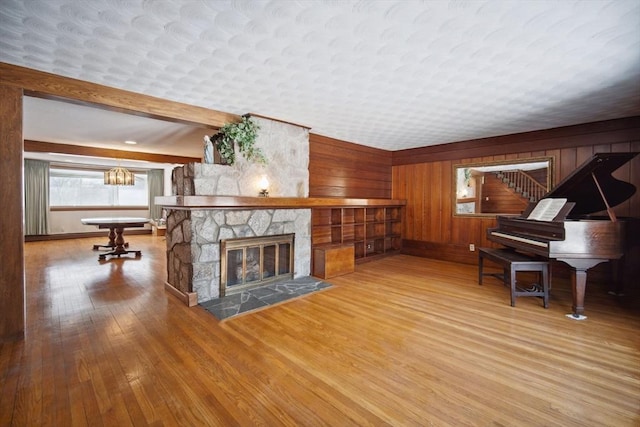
213, 117, 265, 165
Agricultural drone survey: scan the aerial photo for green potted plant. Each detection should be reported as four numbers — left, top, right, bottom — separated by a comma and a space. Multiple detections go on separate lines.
211, 116, 265, 165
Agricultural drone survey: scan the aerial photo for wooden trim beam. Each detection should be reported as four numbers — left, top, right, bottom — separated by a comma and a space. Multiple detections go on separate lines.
392, 116, 640, 165
25, 140, 200, 164
0, 62, 240, 128
0, 84, 25, 342
156, 195, 407, 209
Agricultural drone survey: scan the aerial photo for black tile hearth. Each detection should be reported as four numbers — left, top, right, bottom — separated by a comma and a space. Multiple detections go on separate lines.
200, 276, 332, 321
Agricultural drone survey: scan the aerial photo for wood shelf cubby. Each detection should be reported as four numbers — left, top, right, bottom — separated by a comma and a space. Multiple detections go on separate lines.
311, 203, 404, 276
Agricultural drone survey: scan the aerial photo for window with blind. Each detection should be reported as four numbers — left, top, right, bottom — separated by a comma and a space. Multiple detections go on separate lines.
49, 167, 148, 207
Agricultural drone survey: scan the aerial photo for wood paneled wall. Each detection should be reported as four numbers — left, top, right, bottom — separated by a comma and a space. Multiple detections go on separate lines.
309, 133, 392, 198
479, 173, 530, 213
392, 117, 640, 269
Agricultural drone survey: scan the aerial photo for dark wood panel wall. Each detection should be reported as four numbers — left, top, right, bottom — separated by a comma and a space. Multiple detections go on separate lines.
392, 117, 640, 269
479, 173, 530, 213
309, 133, 392, 198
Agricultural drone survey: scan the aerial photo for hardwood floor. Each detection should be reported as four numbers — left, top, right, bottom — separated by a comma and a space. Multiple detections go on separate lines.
1, 235, 638, 426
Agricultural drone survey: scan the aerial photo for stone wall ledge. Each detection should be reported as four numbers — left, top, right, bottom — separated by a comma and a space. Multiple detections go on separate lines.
156, 196, 406, 209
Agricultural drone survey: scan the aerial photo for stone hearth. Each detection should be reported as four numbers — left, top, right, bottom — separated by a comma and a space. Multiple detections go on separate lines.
166, 207, 310, 303
201, 276, 332, 320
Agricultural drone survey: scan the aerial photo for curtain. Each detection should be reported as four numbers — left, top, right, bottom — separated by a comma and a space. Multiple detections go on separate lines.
148, 169, 165, 220
24, 159, 50, 235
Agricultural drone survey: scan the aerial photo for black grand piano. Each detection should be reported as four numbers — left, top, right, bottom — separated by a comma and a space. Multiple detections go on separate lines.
487, 152, 639, 319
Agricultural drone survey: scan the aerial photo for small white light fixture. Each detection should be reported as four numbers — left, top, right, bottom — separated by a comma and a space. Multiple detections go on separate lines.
258, 176, 269, 197
104, 166, 135, 186
124, 140, 137, 145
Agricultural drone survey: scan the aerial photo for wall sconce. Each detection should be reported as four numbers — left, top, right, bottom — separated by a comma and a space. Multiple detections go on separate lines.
258, 176, 269, 197
104, 166, 135, 185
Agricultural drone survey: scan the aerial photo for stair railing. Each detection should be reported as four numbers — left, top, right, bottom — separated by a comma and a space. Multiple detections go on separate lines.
497, 170, 548, 202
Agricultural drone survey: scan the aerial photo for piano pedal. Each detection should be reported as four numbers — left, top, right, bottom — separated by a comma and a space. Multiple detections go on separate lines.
607, 290, 625, 297
524, 283, 542, 293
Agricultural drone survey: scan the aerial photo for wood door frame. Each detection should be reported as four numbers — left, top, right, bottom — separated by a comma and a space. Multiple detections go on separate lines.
0, 62, 241, 341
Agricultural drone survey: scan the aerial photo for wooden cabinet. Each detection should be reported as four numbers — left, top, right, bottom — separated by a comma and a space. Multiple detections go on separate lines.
311, 204, 403, 276
313, 244, 355, 279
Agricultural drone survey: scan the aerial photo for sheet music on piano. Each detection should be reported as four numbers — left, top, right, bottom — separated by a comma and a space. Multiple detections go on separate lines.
526, 198, 568, 221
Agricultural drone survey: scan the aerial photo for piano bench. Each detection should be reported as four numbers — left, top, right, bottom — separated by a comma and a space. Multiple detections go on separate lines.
478, 248, 550, 308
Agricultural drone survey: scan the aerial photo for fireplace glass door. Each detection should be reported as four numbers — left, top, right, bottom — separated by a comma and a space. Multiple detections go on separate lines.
263, 244, 276, 278
278, 243, 291, 275
221, 234, 294, 296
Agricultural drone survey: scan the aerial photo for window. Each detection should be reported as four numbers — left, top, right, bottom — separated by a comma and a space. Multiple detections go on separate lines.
50, 167, 148, 207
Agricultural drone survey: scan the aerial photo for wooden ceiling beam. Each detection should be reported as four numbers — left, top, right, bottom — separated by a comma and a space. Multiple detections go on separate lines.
24, 140, 199, 164
0, 62, 239, 129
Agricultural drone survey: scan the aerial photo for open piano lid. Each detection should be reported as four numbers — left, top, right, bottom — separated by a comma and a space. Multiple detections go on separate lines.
545, 152, 639, 216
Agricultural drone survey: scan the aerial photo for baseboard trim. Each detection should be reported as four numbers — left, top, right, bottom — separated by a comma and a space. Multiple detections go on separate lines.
402, 239, 478, 265
164, 282, 198, 307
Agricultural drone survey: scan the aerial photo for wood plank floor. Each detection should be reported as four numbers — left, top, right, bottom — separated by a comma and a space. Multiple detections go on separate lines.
1, 235, 638, 426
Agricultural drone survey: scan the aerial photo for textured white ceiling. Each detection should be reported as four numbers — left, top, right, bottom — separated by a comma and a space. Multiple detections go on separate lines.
2, 0, 640, 155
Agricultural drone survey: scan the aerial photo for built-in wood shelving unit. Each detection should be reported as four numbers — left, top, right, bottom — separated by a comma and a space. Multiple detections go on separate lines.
154, 195, 405, 277
311, 204, 404, 266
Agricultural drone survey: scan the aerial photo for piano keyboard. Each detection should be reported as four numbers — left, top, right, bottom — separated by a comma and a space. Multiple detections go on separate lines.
490, 231, 549, 248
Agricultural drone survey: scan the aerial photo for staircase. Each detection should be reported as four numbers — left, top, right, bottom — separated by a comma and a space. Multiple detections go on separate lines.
495, 170, 547, 202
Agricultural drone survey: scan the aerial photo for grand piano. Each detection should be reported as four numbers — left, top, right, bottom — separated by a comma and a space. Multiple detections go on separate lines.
487, 152, 639, 319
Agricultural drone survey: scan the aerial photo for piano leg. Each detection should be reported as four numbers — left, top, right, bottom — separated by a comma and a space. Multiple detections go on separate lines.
571, 268, 587, 318
560, 258, 608, 320
607, 259, 624, 296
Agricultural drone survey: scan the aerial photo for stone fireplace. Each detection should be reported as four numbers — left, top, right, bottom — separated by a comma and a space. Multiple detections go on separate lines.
220, 233, 294, 296
165, 206, 310, 303
159, 115, 315, 305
